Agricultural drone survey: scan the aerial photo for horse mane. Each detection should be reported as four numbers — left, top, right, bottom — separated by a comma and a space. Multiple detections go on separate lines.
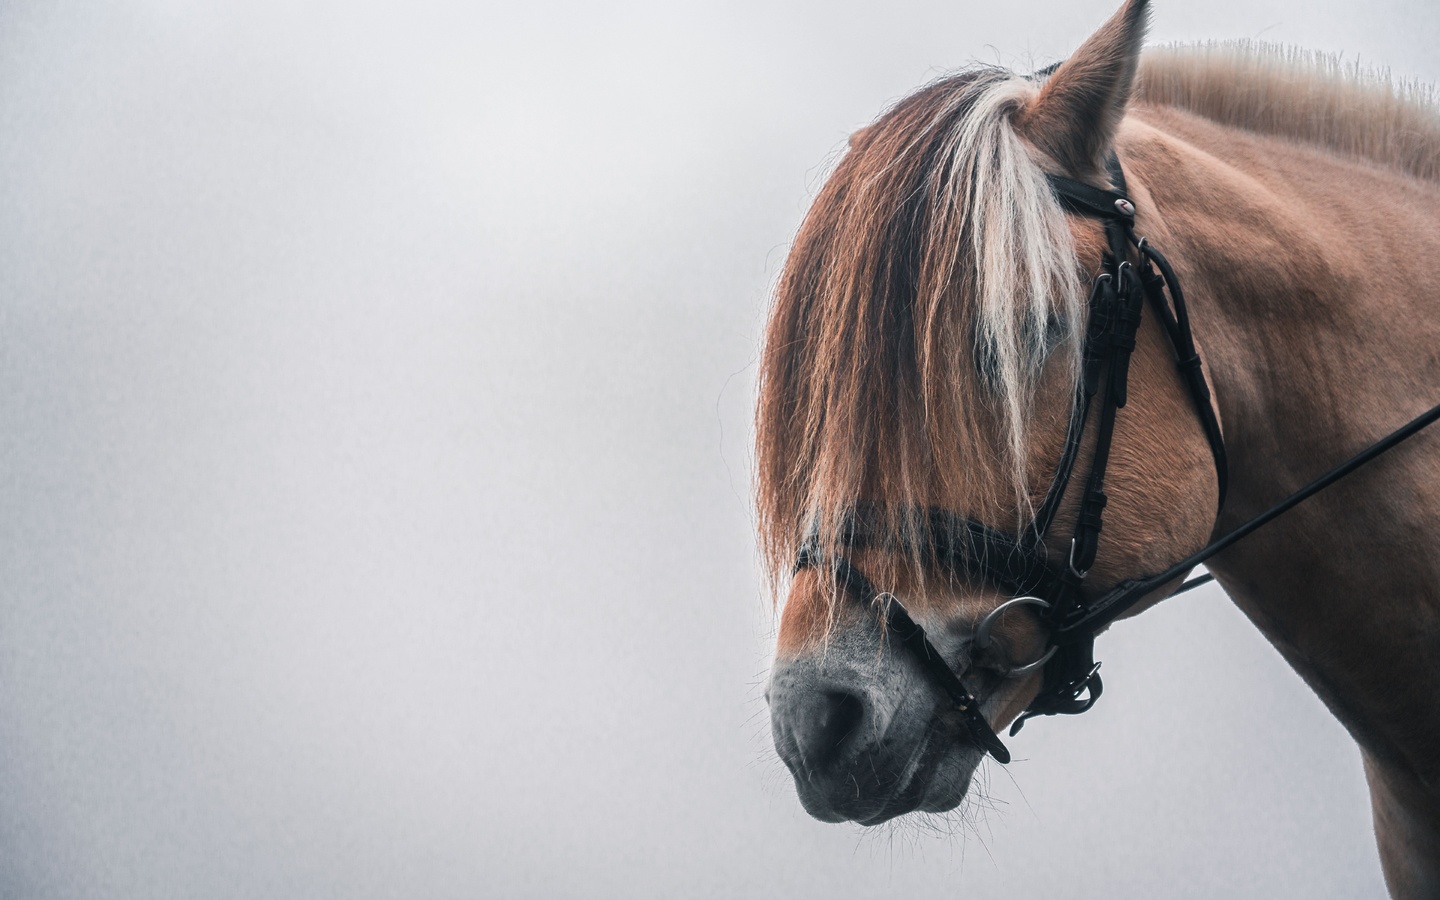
1136, 42, 1440, 181
754, 69, 1084, 592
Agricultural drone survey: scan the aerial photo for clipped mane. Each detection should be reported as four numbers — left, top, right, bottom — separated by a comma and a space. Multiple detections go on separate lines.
1137, 42, 1440, 181
754, 69, 1085, 592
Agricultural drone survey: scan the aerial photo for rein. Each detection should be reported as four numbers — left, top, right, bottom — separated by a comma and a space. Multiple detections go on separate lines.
794, 152, 1440, 764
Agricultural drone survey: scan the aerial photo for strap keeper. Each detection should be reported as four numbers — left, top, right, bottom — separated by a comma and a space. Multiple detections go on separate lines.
1077, 491, 1108, 529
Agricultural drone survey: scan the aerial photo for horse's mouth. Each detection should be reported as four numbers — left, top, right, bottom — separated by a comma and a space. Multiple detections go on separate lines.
788, 713, 978, 826
854, 758, 973, 826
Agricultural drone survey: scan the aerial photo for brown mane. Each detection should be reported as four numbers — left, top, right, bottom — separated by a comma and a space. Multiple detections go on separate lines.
754, 69, 1084, 594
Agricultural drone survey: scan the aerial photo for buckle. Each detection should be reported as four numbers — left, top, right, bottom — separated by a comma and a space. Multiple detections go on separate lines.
1068, 536, 1093, 580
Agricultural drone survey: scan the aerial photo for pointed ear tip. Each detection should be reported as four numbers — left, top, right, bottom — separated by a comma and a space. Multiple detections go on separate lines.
1106, 0, 1150, 33
1109, 0, 1151, 48
1016, 0, 1151, 174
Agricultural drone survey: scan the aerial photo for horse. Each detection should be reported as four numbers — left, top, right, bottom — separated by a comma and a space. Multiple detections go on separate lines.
755, 1, 1440, 895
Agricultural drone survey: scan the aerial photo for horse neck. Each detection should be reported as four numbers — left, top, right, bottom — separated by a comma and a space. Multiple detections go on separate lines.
1118, 106, 1440, 788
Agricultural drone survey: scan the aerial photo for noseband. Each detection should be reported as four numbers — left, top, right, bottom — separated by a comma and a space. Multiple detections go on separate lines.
794, 152, 1440, 764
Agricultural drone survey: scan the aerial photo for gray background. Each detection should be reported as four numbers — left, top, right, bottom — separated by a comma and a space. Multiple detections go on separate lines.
1, 0, 1435, 897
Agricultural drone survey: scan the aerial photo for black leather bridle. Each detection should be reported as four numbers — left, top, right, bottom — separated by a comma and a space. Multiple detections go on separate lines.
794, 152, 1440, 765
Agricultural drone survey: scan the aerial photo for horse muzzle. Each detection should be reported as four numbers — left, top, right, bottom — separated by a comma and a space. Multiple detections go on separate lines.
767, 653, 983, 824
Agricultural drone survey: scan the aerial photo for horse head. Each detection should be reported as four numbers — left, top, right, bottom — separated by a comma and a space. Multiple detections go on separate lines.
757, 0, 1221, 825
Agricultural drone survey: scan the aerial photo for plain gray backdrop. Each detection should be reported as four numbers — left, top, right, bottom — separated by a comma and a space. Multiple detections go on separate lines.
2, 0, 1436, 897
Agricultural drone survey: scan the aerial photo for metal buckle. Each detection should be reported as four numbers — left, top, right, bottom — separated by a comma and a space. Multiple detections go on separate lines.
1114, 260, 1133, 294
1064, 662, 1102, 698
1068, 537, 1090, 580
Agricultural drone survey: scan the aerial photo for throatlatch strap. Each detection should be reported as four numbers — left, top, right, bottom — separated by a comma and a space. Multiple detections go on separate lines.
1137, 241, 1229, 509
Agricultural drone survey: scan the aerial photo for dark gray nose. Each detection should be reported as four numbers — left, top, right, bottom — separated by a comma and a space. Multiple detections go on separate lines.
773, 687, 866, 772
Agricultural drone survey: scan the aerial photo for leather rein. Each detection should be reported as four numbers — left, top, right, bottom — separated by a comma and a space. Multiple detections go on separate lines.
794, 153, 1440, 765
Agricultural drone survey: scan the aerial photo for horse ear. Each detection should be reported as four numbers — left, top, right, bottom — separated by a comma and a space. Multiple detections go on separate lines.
1015, 0, 1150, 177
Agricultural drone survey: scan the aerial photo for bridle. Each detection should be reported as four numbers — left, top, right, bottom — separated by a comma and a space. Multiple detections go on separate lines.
794, 152, 1440, 765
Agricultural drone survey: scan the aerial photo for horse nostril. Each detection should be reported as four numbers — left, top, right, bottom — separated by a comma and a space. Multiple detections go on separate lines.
790, 690, 866, 768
